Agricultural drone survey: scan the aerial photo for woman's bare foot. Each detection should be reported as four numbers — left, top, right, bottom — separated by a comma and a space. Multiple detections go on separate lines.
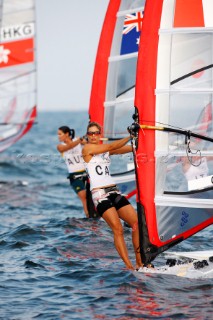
126, 264, 135, 270
144, 263, 154, 268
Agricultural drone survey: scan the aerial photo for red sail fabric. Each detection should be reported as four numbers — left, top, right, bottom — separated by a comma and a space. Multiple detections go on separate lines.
89, 0, 121, 126
174, 0, 205, 27
135, 0, 164, 244
0, 38, 34, 68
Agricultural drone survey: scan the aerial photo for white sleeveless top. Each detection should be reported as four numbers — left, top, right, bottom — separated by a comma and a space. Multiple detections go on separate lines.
83, 152, 115, 190
184, 157, 209, 181
62, 139, 85, 173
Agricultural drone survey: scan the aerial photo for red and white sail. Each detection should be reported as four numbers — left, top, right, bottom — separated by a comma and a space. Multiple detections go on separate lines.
134, 0, 213, 264
89, 0, 147, 196
0, 0, 37, 152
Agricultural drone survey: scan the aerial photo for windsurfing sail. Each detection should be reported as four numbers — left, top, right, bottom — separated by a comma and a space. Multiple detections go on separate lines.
0, 0, 37, 152
132, 0, 213, 265
89, 0, 146, 196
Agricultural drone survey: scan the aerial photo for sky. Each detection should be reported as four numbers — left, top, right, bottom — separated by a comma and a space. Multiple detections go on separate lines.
36, 0, 109, 112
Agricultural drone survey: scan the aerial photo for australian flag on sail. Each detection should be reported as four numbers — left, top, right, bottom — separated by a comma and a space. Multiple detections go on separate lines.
120, 11, 144, 55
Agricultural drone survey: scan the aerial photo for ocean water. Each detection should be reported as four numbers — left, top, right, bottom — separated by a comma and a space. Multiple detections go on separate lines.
0, 111, 212, 320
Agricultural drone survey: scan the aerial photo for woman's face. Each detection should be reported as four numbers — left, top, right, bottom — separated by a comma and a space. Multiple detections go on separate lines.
58, 129, 69, 142
87, 126, 101, 144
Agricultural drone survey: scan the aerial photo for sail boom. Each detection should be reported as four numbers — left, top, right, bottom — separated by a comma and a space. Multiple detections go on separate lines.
155, 150, 213, 157
140, 124, 213, 143
112, 172, 135, 183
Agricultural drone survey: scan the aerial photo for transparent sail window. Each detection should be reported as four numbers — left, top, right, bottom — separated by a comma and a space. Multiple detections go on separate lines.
104, 87, 134, 138
155, 92, 213, 196
106, 57, 137, 101
170, 33, 213, 89
169, 94, 213, 138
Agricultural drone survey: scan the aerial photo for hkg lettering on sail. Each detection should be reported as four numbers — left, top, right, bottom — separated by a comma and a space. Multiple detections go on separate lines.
0, 23, 34, 42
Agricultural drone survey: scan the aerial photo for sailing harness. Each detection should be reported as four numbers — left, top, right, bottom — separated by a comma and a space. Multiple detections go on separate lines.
67, 171, 87, 181
91, 185, 121, 207
91, 185, 130, 217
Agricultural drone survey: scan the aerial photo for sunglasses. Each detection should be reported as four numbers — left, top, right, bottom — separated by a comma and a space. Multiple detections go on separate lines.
87, 131, 101, 136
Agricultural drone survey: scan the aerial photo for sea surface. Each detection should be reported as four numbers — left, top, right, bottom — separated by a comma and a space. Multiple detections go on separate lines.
0, 111, 212, 320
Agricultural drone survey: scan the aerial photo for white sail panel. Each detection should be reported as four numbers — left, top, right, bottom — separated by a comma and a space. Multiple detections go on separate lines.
203, 0, 213, 27
0, 0, 36, 152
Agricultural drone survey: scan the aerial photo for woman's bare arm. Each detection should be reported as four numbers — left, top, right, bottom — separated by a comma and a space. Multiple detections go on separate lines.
57, 138, 82, 153
83, 136, 130, 162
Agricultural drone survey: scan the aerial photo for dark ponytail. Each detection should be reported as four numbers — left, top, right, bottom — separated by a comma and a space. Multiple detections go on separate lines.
70, 129, 75, 139
59, 126, 75, 139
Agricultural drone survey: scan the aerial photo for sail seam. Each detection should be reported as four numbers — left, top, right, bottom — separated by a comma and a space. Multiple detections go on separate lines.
109, 52, 138, 62
159, 27, 213, 34
117, 7, 144, 17
104, 97, 134, 107
155, 196, 213, 208
155, 88, 213, 94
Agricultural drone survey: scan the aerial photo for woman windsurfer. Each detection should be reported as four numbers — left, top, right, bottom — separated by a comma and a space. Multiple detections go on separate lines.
82, 121, 143, 270
57, 126, 89, 217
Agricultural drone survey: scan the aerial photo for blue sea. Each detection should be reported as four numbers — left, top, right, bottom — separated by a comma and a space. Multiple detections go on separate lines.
0, 111, 212, 319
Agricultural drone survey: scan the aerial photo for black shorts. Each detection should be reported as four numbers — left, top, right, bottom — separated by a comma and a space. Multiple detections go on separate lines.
96, 192, 130, 216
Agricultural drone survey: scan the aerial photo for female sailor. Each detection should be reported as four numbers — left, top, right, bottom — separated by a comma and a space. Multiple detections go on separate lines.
82, 121, 143, 270
57, 126, 89, 217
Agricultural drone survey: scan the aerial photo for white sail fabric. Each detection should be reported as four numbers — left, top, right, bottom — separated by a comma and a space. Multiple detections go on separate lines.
0, 0, 36, 152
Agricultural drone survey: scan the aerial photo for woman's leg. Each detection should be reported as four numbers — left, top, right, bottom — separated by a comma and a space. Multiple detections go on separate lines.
118, 204, 143, 268
102, 207, 134, 270
77, 190, 89, 218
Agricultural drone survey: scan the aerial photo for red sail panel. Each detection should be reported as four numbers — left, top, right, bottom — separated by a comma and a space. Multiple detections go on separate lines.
174, 0, 205, 27
89, 0, 121, 126
0, 105, 37, 153
20, 105, 37, 136
135, 0, 164, 244
0, 38, 34, 68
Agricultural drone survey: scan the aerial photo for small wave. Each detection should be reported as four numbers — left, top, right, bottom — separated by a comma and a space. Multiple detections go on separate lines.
9, 241, 30, 249
9, 224, 44, 239
24, 260, 45, 269
0, 180, 29, 187
0, 161, 19, 169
